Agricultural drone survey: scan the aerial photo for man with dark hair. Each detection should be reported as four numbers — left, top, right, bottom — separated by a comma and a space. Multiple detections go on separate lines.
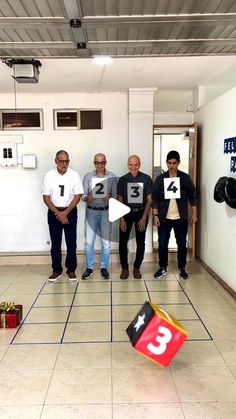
42, 150, 83, 281
152, 150, 198, 280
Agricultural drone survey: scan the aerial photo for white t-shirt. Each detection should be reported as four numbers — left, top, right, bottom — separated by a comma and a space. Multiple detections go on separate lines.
42, 168, 84, 207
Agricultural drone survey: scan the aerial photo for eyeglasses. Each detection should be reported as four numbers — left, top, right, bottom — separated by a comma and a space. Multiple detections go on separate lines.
94, 161, 106, 165
57, 159, 70, 164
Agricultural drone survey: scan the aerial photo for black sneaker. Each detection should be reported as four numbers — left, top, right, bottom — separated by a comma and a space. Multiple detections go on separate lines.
154, 267, 167, 279
101, 268, 110, 279
81, 268, 93, 280
179, 267, 188, 280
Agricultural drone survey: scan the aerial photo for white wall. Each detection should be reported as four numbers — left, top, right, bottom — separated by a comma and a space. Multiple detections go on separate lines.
196, 87, 236, 292
0, 92, 128, 252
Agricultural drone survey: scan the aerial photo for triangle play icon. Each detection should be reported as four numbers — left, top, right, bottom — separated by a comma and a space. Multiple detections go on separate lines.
108, 198, 130, 222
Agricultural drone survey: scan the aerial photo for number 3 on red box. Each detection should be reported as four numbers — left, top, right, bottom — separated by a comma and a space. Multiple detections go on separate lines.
135, 313, 187, 367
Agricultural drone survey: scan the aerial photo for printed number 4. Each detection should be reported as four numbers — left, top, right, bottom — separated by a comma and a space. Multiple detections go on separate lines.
167, 181, 178, 193
147, 325, 172, 355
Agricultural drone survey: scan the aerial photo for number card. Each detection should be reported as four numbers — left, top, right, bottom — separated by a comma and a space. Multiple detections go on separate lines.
127, 182, 143, 204
126, 301, 188, 367
164, 177, 181, 199
91, 177, 107, 198
54, 183, 69, 201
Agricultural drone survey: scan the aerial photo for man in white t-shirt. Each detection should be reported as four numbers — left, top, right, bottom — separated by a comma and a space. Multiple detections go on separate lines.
42, 150, 83, 281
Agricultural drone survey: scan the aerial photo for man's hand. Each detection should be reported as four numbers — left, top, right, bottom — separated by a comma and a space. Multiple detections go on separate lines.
153, 215, 160, 227
119, 217, 127, 232
103, 193, 110, 204
191, 213, 198, 224
55, 211, 69, 224
137, 217, 146, 232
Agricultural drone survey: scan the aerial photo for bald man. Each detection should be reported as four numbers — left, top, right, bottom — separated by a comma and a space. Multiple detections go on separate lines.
117, 155, 153, 279
81, 153, 117, 280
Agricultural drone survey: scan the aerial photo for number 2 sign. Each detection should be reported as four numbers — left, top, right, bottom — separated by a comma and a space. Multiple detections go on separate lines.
91, 177, 107, 198
164, 177, 181, 199
126, 301, 188, 367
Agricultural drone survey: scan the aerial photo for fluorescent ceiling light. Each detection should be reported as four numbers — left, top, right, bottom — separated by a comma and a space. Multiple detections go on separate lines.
93, 56, 113, 65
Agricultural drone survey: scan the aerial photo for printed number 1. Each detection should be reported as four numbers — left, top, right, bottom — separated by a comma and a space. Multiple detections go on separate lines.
59, 185, 64, 196
147, 326, 172, 355
167, 181, 178, 193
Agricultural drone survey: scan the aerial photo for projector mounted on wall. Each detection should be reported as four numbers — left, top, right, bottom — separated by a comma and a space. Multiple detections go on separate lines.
2, 59, 42, 83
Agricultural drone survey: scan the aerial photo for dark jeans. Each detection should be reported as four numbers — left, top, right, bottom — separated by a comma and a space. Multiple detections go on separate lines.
158, 219, 188, 269
48, 207, 77, 273
119, 210, 148, 269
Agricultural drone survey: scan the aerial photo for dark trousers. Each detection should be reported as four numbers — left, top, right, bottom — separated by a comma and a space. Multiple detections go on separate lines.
119, 210, 148, 269
48, 207, 77, 273
157, 218, 188, 269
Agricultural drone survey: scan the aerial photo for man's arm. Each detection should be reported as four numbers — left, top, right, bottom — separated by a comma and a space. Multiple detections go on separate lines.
137, 193, 152, 232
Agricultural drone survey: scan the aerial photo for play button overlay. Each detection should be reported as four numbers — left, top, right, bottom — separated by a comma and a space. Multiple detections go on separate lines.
109, 198, 130, 222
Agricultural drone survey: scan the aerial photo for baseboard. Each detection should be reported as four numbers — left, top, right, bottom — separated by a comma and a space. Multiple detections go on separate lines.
197, 257, 236, 299
0, 250, 179, 265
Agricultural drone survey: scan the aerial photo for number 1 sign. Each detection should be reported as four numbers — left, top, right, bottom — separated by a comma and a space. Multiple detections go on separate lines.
126, 301, 188, 367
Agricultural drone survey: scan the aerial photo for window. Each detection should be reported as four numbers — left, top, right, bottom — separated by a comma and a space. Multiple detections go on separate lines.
54, 109, 102, 130
0, 110, 43, 130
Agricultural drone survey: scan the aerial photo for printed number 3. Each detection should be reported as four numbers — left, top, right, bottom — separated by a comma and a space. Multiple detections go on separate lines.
147, 326, 172, 355
131, 185, 140, 198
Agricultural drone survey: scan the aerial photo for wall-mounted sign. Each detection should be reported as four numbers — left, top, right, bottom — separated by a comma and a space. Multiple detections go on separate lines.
224, 137, 236, 154
231, 157, 236, 173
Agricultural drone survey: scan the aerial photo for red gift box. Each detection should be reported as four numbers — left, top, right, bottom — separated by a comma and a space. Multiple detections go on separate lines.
126, 301, 188, 367
0, 304, 23, 328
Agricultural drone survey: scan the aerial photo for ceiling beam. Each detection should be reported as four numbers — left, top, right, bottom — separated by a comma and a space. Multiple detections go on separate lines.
82, 13, 236, 28
0, 42, 75, 49
87, 39, 236, 49
1, 13, 236, 29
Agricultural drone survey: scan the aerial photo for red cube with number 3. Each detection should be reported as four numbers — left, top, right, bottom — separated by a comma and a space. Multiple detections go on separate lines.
126, 301, 188, 367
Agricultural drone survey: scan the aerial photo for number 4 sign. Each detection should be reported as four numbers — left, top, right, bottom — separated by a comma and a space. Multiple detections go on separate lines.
126, 301, 188, 367
164, 177, 181, 199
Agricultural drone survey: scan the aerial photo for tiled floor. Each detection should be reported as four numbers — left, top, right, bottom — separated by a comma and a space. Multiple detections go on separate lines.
0, 260, 236, 419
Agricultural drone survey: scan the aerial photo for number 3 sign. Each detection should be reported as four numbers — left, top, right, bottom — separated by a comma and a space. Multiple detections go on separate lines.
126, 301, 188, 367
164, 177, 181, 199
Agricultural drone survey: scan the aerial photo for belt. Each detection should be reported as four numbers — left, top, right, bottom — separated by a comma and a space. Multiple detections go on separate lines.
87, 206, 109, 211
130, 207, 145, 212
55, 207, 68, 211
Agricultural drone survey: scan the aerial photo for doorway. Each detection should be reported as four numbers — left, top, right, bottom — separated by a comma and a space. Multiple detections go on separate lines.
152, 124, 197, 256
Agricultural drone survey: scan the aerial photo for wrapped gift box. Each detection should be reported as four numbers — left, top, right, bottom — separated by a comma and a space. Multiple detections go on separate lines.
0, 304, 23, 328
126, 301, 188, 367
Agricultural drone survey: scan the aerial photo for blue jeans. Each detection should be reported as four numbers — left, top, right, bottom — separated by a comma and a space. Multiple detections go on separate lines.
85, 208, 111, 269
157, 219, 188, 269
48, 207, 77, 273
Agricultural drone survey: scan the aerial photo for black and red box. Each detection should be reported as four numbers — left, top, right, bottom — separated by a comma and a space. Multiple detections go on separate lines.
126, 301, 188, 367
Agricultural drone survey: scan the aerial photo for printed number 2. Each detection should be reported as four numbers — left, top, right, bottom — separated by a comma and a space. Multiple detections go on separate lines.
147, 326, 172, 355
95, 183, 104, 194
131, 186, 140, 198
59, 185, 64, 196
167, 181, 178, 193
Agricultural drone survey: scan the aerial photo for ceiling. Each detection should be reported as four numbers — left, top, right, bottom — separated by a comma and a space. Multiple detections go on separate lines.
1, 0, 236, 108
1, 0, 236, 59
